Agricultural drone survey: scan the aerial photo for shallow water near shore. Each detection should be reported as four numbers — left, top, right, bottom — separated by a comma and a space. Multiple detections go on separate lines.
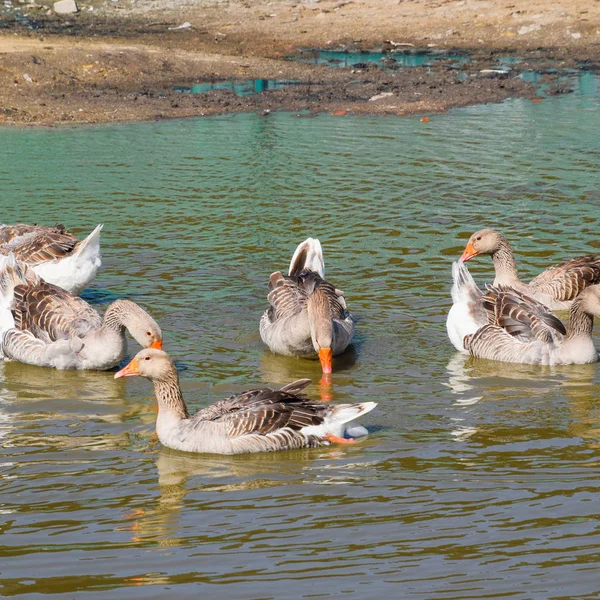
1, 72, 600, 598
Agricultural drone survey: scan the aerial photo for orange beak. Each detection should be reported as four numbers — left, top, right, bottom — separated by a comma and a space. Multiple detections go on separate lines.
150, 339, 163, 350
459, 241, 478, 262
114, 357, 140, 379
318, 347, 333, 374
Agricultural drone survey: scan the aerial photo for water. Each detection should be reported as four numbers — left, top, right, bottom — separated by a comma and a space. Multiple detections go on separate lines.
1, 72, 600, 598
295, 48, 468, 69
175, 79, 300, 97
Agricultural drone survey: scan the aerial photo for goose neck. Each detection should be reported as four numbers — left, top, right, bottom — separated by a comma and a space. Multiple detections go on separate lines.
153, 372, 190, 420
491, 236, 520, 286
567, 299, 594, 339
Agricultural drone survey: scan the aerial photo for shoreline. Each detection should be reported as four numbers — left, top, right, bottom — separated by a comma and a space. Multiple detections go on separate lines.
1, 0, 599, 127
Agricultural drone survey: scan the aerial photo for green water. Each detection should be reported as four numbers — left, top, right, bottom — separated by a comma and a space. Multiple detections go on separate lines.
1, 72, 600, 598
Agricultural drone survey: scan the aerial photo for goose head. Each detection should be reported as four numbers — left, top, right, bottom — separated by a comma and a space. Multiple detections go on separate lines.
460, 228, 504, 262
114, 348, 173, 380
111, 299, 163, 350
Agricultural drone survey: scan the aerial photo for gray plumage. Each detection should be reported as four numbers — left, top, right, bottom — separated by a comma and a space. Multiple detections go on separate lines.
116, 349, 377, 455
259, 238, 354, 365
0, 253, 162, 370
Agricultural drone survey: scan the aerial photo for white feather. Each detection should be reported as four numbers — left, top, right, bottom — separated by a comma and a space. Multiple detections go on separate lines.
288, 237, 325, 277
32, 224, 103, 294
446, 261, 487, 353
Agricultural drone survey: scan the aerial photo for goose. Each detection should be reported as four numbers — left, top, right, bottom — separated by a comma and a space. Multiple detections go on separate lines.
459, 228, 600, 310
115, 348, 376, 455
0, 223, 103, 294
0, 254, 162, 370
259, 238, 355, 374
447, 260, 600, 365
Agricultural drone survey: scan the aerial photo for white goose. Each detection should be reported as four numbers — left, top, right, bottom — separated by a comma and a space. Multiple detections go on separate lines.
0, 254, 162, 370
259, 238, 355, 373
115, 348, 376, 455
0, 223, 103, 294
447, 261, 600, 365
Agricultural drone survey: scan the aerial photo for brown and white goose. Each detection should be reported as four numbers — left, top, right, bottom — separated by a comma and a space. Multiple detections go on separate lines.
259, 238, 355, 374
115, 348, 376, 455
0, 254, 162, 370
0, 223, 102, 294
447, 261, 600, 365
459, 228, 600, 310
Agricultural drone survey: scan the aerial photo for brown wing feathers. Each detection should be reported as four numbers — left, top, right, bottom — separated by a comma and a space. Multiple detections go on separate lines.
530, 256, 600, 301
483, 285, 567, 343
267, 270, 348, 321
0, 224, 78, 266
12, 280, 101, 341
191, 381, 326, 439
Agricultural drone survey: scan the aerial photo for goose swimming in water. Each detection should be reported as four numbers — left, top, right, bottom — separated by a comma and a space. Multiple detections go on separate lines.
115, 348, 376, 455
259, 238, 355, 374
0, 253, 162, 370
447, 260, 600, 365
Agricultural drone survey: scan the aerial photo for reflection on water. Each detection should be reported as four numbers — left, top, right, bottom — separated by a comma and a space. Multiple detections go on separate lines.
1, 74, 600, 597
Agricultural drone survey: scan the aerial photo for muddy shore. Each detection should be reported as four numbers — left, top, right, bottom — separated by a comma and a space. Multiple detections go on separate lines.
0, 0, 599, 126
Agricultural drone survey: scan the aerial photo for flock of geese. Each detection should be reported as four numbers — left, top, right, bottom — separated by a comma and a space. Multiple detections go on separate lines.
3, 223, 600, 455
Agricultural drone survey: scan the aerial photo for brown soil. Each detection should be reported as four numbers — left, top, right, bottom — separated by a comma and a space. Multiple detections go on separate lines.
0, 0, 599, 126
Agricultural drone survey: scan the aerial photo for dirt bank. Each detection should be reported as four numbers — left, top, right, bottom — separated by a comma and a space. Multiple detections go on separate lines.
0, 0, 599, 126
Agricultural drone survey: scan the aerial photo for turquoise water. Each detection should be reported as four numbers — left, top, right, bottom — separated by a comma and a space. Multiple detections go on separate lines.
1, 72, 600, 597
295, 48, 468, 68
175, 79, 300, 96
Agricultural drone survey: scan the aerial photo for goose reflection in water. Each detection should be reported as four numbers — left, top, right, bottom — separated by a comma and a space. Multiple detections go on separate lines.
123, 444, 354, 545
0, 361, 148, 451
259, 345, 358, 402
445, 351, 600, 446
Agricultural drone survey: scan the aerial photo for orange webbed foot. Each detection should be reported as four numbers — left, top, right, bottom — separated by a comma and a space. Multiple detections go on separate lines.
324, 433, 355, 445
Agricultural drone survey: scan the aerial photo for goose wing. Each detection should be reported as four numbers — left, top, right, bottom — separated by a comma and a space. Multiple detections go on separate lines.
13, 280, 102, 342
464, 324, 546, 364
528, 256, 600, 302
190, 379, 327, 437
266, 271, 348, 322
1, 228, 78, 266
483, 284, 566, 343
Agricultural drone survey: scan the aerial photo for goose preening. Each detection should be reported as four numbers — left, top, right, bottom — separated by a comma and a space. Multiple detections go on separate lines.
0, 254, 162, 370
459, 228, 600, 310
259, 238, 355, 374
0, 223, 103, 295
115, 348, 376, 455
447, 261, 600, 365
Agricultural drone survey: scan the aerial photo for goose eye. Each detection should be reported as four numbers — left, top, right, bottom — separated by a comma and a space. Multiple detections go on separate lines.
146, 331, 152, 336
475, 236, 482, 241
145, 356, 151, 361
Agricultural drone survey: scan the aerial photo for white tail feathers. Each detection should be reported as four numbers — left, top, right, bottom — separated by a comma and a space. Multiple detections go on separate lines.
288, 238, 325, 278
446, 261, 486, 353
333, 401, 377, 424
74, 224, 103, 261
451, 260, 481, 305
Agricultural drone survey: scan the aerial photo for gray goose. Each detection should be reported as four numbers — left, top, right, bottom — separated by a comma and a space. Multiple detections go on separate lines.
115, 348, 376, 455
460, 228, 600, 310
0, 222, 102, 294
447, 261, 600, 365
259, 238, 354, 374
0, 254, 162, 370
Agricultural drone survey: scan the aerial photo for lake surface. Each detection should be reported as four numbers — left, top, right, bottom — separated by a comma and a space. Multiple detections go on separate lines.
1, 72, 600, 598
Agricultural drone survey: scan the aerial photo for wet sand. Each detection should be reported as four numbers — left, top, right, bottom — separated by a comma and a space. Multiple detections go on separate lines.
0, 0, 598, 125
